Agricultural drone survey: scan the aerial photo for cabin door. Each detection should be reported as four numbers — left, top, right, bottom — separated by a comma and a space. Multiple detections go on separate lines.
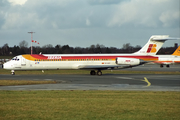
21, 56, 26, 66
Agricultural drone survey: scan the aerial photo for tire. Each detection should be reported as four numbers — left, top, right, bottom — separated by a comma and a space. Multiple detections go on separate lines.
97, 71, 102, 76
90, 70, 96, 75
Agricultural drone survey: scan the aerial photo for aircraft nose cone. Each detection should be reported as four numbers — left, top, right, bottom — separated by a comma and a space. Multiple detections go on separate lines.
3, 62, 12, 70
3, 63, 7, 69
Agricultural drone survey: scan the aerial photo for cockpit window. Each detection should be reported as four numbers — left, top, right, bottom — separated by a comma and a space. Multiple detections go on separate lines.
12, 57, 20, 61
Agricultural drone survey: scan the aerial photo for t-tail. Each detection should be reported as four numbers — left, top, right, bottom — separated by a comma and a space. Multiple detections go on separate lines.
133, 35, 180, 55
172, 46, 180, 56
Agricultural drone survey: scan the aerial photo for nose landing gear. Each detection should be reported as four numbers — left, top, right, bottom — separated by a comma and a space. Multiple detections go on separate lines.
11, 70, 15, 75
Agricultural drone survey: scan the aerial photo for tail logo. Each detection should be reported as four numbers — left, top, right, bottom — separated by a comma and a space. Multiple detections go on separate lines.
147, 44, 157, 53
172, 46, 180, 56
177, 48, 180, 53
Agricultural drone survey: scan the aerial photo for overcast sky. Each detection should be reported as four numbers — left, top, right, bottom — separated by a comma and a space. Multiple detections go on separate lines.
0, 0, 179, 48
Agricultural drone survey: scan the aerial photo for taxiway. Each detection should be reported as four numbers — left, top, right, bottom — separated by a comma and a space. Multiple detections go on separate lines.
0, 74, 179, 91
0, 64, 180, 91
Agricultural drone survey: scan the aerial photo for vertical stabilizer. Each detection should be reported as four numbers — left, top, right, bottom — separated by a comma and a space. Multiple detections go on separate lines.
133, 35, 177, 55
172, 46, 180, 56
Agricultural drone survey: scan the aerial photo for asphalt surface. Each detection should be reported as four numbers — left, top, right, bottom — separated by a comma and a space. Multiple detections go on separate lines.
1, 63, 180, 71
126, 64, 180, 72
0, 64, 180, 91
0, 74, 179, 91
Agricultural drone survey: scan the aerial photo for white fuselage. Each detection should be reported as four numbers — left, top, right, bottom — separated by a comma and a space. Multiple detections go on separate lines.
3, 54, 156, 70
3, 53, 180, 71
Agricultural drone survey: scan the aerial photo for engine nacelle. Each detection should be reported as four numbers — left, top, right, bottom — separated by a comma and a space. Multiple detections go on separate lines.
116, 58, 141, 65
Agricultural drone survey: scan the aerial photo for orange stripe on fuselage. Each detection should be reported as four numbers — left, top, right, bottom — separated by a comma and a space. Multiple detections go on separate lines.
22, 54, 158, 61
56, 56, 158, 61
22, 54, 48, 61
22, 55, 36, 61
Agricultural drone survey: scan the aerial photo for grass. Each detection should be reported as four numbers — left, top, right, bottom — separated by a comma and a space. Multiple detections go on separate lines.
0, 80, 57, 86
0, 91, 179, 120
0, 69, 180, 75
0, 67, 179, 119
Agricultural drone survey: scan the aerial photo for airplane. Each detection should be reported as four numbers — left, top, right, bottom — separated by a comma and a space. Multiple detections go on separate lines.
3, 35, 179, 75
153, 46, 180, 68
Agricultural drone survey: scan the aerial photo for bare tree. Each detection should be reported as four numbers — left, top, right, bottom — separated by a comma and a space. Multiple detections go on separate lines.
1, 43, 9, 55
123, 43, 131, 49
19, 40, 28, 48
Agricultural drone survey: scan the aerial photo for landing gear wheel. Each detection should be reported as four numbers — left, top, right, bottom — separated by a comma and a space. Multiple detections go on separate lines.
97, 71, 102, 76
90, 70, 96, 75
166, 65, 170, 68
160, 64, 163, 68
11, 70, 15, 75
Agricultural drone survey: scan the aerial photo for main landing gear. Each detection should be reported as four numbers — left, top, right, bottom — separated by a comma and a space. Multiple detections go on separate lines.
90, 70, 102, 76
160, 64, 170, 68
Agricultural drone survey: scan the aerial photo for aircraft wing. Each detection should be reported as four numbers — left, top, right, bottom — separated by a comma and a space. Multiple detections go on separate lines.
78, 65, 118, 70
78, 64, 140, 70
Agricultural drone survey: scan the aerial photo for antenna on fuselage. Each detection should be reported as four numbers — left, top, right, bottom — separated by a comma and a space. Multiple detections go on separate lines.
28, 31, 35, 54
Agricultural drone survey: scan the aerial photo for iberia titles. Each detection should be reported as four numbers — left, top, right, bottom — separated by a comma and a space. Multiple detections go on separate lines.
48, 56, 62, 59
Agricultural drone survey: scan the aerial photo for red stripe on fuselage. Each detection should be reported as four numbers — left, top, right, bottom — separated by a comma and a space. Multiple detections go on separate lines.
31, 54, 48, 59
60, 56, 157, 60
29, 54, 158, 61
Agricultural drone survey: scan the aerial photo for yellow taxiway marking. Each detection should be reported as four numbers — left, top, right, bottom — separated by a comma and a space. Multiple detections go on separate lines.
141, 77, 151, 87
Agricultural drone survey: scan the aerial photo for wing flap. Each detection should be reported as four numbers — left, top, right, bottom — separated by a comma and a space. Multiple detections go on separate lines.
78, 65, 118, 70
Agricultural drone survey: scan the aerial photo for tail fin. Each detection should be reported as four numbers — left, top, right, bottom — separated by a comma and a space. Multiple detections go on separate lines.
172, 46, 180, 56
133, 35, 179, 55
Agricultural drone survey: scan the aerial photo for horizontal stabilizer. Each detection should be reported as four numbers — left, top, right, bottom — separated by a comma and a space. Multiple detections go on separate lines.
152, 37, 180, 41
